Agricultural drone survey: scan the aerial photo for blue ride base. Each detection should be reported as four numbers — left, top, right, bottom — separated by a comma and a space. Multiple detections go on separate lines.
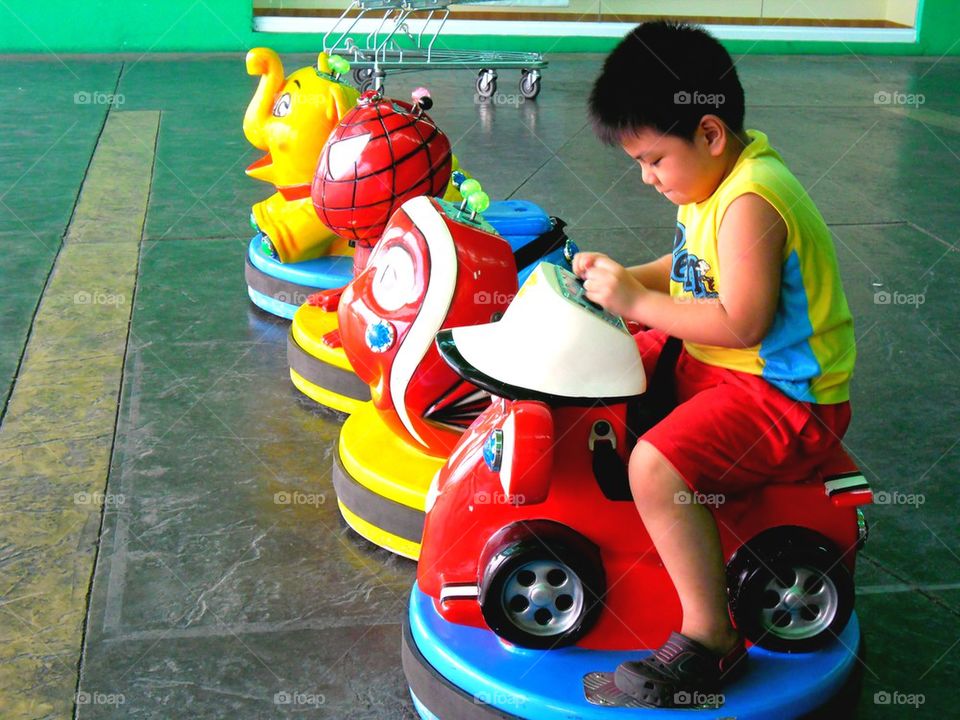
244, 234, 353, 320
245, 200, 570, 319
403, 582, 862, 720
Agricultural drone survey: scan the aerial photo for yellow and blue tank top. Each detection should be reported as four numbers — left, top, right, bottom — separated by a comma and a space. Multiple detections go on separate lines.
672, 130, 854, 404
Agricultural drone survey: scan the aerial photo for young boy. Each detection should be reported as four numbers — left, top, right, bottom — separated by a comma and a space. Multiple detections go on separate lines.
575, 22, 855, 707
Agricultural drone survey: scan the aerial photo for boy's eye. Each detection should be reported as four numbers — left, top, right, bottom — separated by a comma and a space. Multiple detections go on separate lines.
652, 158, 662, 167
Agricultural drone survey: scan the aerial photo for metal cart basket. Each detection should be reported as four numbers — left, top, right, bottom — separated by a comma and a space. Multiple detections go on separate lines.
323, 0, 546, 99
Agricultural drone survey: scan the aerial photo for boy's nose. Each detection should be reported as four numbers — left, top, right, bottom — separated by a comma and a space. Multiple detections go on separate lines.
640, 165, 656, 186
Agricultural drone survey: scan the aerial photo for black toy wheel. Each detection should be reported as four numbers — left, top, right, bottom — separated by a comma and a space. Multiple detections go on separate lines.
727, 527, 854, 653
479, 522, 604, 649
519, 69, 541, 100
476, 69, 497, 99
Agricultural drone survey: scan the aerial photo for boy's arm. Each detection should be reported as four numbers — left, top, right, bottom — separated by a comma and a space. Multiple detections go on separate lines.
582, 193, 786, 348
627, 254, 672, 294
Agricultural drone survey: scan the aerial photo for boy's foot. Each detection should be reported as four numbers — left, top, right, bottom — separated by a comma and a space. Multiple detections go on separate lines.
613, 631, 746, 708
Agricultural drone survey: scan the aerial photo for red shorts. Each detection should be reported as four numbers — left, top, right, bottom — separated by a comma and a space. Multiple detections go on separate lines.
634, 330, 851, 495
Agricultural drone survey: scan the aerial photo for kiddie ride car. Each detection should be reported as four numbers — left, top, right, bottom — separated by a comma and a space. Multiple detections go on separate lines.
287, 87, 572, 413
402, 262, 873, 719
329, 187, 573, 559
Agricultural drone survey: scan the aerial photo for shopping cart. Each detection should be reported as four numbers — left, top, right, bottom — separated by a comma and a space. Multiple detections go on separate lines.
323, 0, 547, 99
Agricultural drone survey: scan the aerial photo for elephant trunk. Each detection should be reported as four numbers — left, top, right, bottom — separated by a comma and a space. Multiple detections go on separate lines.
243, 47, 284, 150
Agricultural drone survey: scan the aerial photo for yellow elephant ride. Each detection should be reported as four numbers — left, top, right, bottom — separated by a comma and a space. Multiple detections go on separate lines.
243, 48, 359, 319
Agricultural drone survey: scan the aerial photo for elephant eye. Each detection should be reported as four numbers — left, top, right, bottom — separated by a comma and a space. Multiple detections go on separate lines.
273, 93, 292, 117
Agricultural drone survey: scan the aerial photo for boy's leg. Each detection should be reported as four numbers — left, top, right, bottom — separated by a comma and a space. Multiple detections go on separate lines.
628, 440, 740, 655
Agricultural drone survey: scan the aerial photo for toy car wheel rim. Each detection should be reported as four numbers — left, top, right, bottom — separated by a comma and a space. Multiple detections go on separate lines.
760, 564, 839, 640
501, 559, 584, 636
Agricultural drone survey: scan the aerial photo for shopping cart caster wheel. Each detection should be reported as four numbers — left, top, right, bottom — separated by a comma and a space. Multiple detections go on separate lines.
355, 67, 382, 94
352, 67, 373, 87
519, 69, 541, 100
476, 68, 497, 100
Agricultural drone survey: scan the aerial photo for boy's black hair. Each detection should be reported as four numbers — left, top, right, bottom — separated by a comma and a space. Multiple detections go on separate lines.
589, 21, 745, 144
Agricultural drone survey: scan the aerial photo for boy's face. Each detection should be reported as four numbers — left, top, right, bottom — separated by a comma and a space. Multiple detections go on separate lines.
620, 123, 728, 206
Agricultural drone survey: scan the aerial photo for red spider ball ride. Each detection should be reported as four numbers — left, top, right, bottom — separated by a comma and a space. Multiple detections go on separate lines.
312, 88, 452, 276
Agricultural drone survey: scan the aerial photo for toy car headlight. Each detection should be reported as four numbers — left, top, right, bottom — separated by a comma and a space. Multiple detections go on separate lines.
484, 401, 554, 506
483, 429, 503, 472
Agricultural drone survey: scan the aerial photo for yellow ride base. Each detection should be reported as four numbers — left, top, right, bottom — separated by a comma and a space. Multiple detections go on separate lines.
291, 303, 349, 369
288, 303, 369, 415
334, 402, 446, 559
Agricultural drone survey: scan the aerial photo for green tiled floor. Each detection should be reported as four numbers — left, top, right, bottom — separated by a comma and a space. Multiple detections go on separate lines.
1, 51, 958, 719
0, 60, 120, 408
0, 232, 60, 410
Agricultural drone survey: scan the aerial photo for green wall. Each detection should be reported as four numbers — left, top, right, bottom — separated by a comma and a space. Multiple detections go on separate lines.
0, 1, 262, 53
0, 0, 958, 55
915, 0, 960, 55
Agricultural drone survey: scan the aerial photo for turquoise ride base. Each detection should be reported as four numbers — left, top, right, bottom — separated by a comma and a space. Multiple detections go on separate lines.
403, 582, 862, 720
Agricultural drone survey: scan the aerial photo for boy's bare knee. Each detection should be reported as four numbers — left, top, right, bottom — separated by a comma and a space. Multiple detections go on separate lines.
629, 441, 684, 508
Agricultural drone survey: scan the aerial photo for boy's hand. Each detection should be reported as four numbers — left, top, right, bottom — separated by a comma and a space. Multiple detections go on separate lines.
582, 255, 647, 319
572, 251, 607, 279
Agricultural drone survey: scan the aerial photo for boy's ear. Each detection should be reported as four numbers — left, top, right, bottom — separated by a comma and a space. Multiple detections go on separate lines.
698, 115, 727, 157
